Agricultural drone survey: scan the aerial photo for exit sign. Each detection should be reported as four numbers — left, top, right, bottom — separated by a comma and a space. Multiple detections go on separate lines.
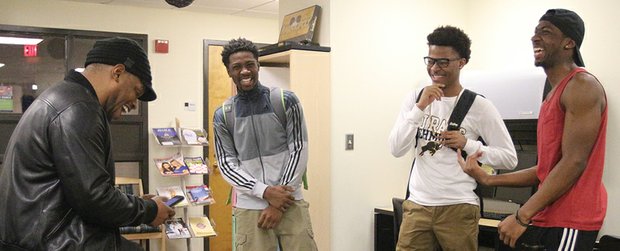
24, 45, 38, 57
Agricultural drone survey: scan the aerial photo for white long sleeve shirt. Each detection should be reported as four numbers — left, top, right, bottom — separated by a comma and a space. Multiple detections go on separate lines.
389, 89, 517, 206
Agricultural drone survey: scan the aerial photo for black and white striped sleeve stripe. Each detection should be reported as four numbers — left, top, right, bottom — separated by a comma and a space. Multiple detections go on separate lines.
213, 109, 255, 191
281, 92, 306, 185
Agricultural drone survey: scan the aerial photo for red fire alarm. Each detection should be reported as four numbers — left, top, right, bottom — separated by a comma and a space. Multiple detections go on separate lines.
155, 39, 169, 53
24, 45, 38, 57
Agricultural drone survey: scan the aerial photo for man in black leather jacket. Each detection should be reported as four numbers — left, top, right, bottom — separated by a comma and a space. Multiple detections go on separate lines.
0, 37, 175, 250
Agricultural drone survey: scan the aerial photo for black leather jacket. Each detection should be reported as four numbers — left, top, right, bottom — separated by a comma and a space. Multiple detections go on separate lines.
0, 72, 157, 250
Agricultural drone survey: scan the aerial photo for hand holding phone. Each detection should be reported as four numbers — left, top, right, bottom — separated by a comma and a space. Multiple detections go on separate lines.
165, 195, 184, 207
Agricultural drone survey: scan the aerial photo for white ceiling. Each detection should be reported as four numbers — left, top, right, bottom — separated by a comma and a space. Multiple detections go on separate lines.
55, 0, 279, 19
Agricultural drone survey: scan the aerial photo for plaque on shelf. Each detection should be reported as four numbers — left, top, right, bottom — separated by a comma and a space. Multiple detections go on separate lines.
279, 5, 321, 44
259, 5, 330, 57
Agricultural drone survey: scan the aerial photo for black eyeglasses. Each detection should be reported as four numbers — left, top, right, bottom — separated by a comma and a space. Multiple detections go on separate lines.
423, 57, 461, 68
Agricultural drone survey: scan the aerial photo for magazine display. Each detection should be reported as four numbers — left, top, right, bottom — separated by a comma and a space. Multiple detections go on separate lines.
164, 218, 191, 239
183, 156, 209, 175
154, 153, 190, 176
151, 121, 217, 245
179, 128, 208, 146
152, 127, 182, 146
188, 217, 216, 237
156, 185, 188, 208
185, 184, 215, 205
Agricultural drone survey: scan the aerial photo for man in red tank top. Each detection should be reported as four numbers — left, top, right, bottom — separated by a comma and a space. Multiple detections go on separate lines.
457, 8, 607, 251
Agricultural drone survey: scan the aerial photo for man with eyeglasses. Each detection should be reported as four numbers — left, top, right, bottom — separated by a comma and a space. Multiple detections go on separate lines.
389, 26, 517, 251
459, 9, 607, 251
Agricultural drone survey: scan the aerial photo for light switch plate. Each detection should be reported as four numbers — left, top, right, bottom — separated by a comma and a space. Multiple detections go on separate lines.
184, 101, 196, 111
345, 134, 354, 150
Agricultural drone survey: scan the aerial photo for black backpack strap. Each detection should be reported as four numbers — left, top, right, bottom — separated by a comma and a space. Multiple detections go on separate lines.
446, 89, 479, 155
447, 89, 478, 131
448, 89, 487, 216
413, 88, 424, 148
404, 159, 415, 199
414, 88, 424, 103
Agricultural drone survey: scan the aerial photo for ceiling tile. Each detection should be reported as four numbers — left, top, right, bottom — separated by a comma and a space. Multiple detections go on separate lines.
52, 0, 278, 18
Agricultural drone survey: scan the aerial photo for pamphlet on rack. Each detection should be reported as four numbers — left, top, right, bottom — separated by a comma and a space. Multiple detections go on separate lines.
185, 184, 215, 205
188, 216, 217, 237
152, 127, 182, 146
183, 156, 209, 175
154, 153, 190, 176
156, 185, 188, 208
179, 127, 208, 146
165, 217, 192, 239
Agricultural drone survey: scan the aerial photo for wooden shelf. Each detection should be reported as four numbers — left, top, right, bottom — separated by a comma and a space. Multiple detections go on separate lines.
122, 231, 165, 240
259, 50, 292, 64
259, 49, 331, 251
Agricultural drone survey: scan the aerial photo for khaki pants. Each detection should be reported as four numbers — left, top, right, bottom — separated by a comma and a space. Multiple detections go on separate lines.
234, 200, 317, 251
396, 200, 480, 251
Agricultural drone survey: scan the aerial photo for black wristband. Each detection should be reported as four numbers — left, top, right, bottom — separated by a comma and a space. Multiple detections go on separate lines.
515, 209, 530, 227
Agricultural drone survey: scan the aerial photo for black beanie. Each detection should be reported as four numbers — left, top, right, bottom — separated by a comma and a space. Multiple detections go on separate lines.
540, 9, 585, 67
85, 37, 156, 101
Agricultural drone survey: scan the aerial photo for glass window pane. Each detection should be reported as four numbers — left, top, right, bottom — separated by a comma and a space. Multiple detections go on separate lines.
0, 34, 66, 113
67, 36, 95, 72
115, 161, 141, 179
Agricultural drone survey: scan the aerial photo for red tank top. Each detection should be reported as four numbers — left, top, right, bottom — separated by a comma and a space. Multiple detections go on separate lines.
532, 68, 607, 230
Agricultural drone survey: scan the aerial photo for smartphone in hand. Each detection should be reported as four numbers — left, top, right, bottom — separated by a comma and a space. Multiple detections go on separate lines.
165, 195, 184, 207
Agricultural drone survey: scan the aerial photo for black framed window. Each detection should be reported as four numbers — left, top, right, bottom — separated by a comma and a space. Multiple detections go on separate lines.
0, 34, 65, 113
0, 24, 150, 189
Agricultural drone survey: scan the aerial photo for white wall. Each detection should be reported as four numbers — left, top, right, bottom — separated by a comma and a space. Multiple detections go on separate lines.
0, 0, 278, 250
329, 0, 620, 250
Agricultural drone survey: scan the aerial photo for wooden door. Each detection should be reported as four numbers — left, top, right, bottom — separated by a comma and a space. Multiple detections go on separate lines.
206, 44, 235, 251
